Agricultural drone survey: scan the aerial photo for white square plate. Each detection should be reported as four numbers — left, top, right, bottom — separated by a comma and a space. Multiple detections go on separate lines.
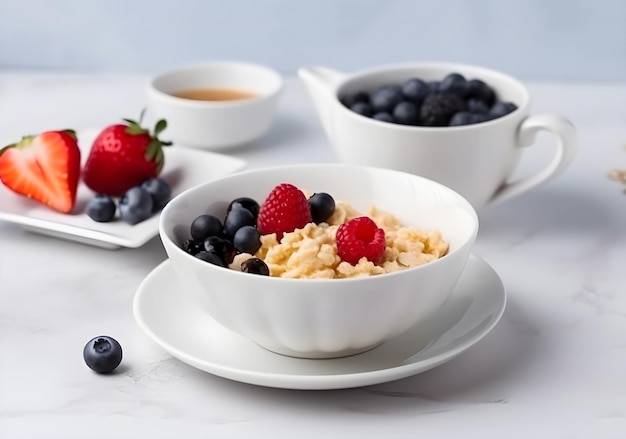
0, 130, 246, 249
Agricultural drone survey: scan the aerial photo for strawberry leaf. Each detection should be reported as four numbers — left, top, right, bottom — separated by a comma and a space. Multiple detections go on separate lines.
154, 148, 165, 173
154, 119, 167, 136
144, 139, 161, 161
125, 124, 147, 136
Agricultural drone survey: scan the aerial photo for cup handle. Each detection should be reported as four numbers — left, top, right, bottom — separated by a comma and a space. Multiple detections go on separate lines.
489, 114, 577, 205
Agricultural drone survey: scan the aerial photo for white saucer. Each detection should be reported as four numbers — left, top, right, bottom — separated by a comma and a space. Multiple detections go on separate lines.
0, 129, 246, 249
133, 255, 506, 390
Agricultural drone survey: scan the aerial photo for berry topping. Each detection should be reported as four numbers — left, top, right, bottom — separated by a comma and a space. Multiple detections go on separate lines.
0, 130, 81, 213
182, 238, 203, 255
86, 194, 117, 222
83, 336, 123, 374
119, 186, 153, 225
241, 257, 270, 276
203, 236, 235, 264
195, 250, 225, 267
308, 192, 336, 224
419, 93, 467, 126
336, 216, 386, 265
224, 206, 256, 239
227, 197, 260, 219
141, 177, 172, 211
233, 225, 262, 254
257, 183, 312, 240
191, 214, 223, 241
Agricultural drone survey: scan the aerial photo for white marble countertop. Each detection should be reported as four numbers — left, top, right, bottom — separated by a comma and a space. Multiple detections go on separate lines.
1, 72, 626, 438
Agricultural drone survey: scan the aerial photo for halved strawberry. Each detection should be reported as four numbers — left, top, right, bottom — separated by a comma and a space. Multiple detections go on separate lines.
0, 130, 81, 213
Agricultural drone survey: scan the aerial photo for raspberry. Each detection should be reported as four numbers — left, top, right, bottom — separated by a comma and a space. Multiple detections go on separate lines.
419, 93, 467, 126
336, 217, 386, 265
257, 183, 312, 241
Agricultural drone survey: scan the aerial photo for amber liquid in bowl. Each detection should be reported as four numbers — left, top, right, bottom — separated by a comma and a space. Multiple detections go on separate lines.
171, 88, 257, 101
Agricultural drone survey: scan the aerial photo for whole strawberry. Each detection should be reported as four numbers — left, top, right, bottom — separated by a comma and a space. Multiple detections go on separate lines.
83, 113, 171, 197
0, 130, 81, 213
257, 183, 312, 241
336, 216, 386, 265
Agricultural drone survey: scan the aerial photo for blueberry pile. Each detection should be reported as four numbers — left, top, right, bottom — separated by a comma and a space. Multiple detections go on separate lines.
85, 177, 171, 225
181, 192, 336, 275
341, 73, 517, 127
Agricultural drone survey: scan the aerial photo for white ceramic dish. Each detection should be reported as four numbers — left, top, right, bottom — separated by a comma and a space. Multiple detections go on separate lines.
0, 130, 246, 249
133, 255, 506, 390
160, 163, 478, 359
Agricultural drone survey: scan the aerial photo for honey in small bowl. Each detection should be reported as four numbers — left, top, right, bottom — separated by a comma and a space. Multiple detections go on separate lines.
171, 88, 256, 102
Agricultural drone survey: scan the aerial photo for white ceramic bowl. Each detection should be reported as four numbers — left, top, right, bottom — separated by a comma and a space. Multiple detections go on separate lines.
159, 164, 478, 359
147, 61, 283, 150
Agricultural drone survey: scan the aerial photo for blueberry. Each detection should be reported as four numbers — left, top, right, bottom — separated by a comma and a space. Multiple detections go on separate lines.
191, 214, 223, 241
372, 112, 395, 123
140, 177, 172, 211
402, 78, 431, 103
119, 187, 153, 225
308, 192, 336, 224
223, 206, 255, 239
195, 250, 225, 267
83, 336, 122, 374
182, 238, 203, 255
350, 102, 374, 117
427, 81, 441, 92
227, 197, 260, 219
439, 73, 468, 98
241, 257, 270, 276
86, 194, 116, 222
341, 91, 370, 108
466, 79, 495, 106
393, 101, 419, 125
370, 85, 404, 113
488, 101, 518, 119
420, 93, 467, 126
233, 225, 261, 254
467, 98, 489, 114
203, 235, 235, 263
449, 111, 487, 126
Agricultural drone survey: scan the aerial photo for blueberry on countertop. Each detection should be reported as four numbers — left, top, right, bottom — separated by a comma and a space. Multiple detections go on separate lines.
83, 336, 123, 374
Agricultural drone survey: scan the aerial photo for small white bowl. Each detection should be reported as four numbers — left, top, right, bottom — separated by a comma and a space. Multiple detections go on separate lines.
159, 164, 478, 359
147, 61, 283, 150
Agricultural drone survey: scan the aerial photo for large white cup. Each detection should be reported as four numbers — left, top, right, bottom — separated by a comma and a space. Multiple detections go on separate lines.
299, 62, 577, 209
147, 61, 283, 150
